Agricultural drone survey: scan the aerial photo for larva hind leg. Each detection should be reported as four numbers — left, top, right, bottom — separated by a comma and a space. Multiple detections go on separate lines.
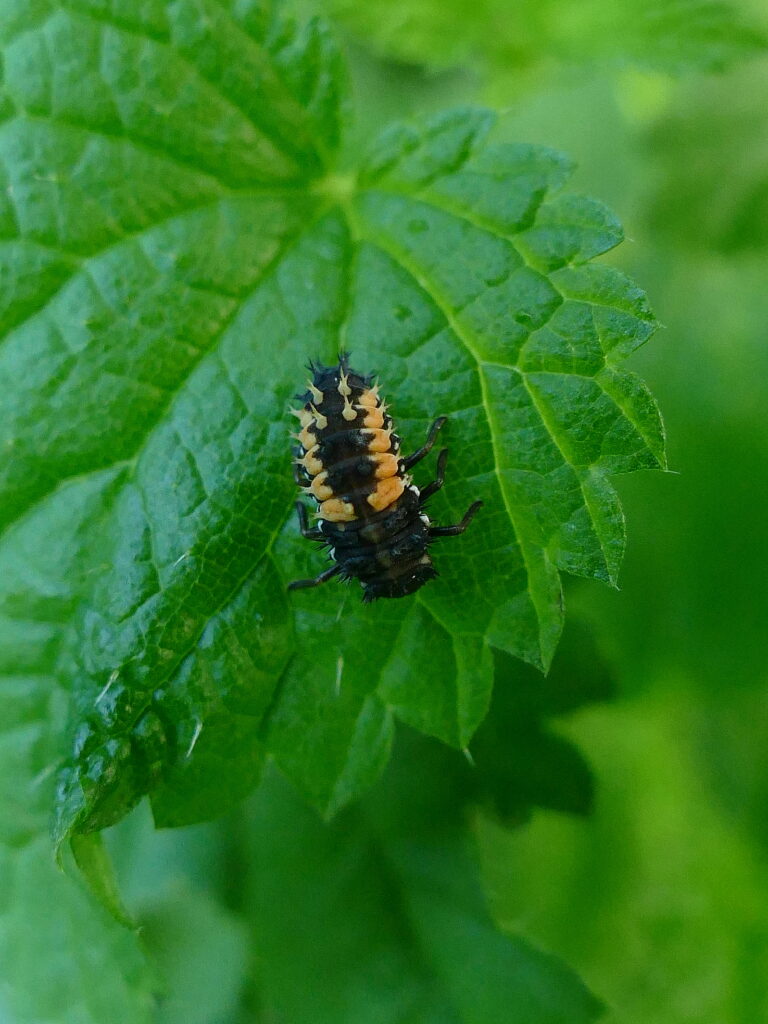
429, 500, 483, 537
287, 562, 341, 592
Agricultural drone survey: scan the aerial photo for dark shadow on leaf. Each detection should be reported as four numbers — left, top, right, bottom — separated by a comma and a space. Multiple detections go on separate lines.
469, 618, 616, 824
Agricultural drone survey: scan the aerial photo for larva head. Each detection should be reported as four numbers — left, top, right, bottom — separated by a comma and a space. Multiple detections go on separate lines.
297, 353, 375, 411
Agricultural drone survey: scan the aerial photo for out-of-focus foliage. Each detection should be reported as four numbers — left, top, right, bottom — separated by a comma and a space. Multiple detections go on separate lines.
307, 0, 767, 80
239, 735, 602, 1024
644, 62, 768, 253
478, 693, 768, 1023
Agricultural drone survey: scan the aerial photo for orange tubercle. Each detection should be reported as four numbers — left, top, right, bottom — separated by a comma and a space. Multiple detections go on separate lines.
319, 497, 357, 522
367, 476, 405, 512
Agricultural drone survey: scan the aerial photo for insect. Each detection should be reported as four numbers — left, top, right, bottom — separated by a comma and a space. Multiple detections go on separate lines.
288, 354, 482, 601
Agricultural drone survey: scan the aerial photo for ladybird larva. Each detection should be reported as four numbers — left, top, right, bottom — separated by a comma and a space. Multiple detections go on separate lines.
288, 354, 482, 601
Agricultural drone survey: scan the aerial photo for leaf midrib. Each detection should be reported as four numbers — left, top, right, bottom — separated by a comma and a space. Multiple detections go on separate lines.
341, 198, 553, 664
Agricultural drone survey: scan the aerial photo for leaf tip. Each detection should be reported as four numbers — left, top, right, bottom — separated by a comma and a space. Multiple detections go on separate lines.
69, 833, 138, 930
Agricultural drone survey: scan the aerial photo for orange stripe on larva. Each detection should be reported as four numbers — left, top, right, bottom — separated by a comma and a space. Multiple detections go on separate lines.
357, 387, 380, 409
365, 429, 393, 453
310, 471, 334, 501
319, 497, 357, 522
367, 476, 405, 512
362, 405, 385, 429
372, 453, 400, 479
299, 446, 324, 476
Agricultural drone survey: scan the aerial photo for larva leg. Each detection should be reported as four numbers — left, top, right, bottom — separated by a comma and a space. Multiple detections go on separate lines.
296, 501, 324, 540
429, 500, 483, 537
403, 416, 447, 470
287, 563, 341, 592
419, 448, 449, 502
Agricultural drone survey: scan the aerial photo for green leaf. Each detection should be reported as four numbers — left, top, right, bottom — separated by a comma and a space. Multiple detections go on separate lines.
477, 691, 768, 1024
0, 3, 662, 839
137, 888, 250, 1024
242, 746, 603, 1024
0, 473, 155, 1023
266, 110, 662, 812
309, 0, 768, 81
100, 802, 253, 1024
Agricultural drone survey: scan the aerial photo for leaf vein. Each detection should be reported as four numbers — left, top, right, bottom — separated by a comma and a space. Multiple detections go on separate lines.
0, 206, 324, 540
520, 376, 613, 577
51, 1, 326, 174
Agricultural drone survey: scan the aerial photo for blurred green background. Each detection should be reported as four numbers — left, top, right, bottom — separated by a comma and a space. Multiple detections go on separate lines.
103, 1, 768, 1021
